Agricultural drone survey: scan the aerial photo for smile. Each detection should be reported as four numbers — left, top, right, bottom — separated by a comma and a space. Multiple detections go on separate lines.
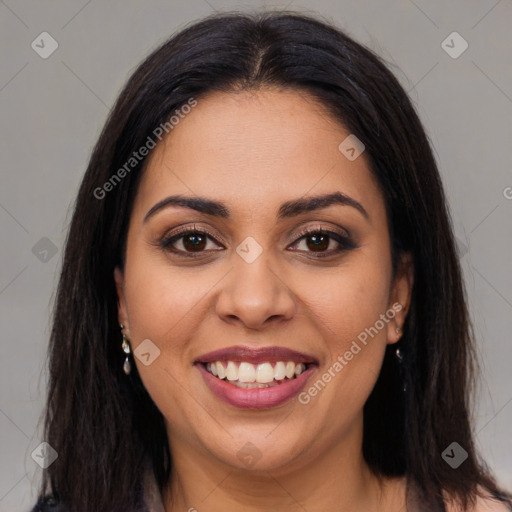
195, 346, 318, 408
205, 360, 308, 388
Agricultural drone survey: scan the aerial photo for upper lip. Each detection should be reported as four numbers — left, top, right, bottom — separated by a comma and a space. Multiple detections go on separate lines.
195, 345, 318, 365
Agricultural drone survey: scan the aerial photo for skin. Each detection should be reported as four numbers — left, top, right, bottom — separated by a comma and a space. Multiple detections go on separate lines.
115, 88, 416, 511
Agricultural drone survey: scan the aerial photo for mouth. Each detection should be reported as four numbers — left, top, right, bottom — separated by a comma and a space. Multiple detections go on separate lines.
194, 346, 318, 409
202, 360, 313, 388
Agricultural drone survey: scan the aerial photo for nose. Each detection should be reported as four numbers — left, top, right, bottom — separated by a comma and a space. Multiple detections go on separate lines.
215, 254, 297, 331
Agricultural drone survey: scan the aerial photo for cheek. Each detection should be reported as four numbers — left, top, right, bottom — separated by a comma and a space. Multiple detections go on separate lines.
121, 249, 214, 423
123, 246, 213, 346
303, 253, 392, 351
297, 273, 392, 429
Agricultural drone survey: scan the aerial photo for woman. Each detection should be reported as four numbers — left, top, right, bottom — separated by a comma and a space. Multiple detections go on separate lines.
32, 11, 511, 512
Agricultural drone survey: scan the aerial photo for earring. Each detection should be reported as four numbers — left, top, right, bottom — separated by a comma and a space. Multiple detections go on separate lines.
395, 326, 403, 363
394, 324, 407, 391
394, 342, 407, 392
120, 324, 131, 375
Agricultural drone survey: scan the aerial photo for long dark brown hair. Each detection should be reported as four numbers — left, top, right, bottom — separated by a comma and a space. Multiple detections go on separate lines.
33, 10, 511, 512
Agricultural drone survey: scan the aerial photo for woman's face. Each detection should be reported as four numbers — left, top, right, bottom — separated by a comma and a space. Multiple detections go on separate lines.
115, 88, 413, 473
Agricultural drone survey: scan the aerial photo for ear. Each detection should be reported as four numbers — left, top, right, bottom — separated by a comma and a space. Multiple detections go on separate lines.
114, 266, 130, 336
386, 251, 414, 345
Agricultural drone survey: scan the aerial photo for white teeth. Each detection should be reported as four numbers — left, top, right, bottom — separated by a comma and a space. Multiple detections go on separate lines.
295, 363, 306, 376
274, 361, 286, 380
225, 361, 238, 381
256, 362, 275, 383
205, 360, 309, 385
231, 380, 281, 389
285, 361, 295, 379
215, 361, 226, 379
238, 362, 256, 382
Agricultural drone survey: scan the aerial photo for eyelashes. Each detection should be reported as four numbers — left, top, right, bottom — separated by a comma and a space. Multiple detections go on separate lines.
158, 225, 221, 257
157, 224, 358, 259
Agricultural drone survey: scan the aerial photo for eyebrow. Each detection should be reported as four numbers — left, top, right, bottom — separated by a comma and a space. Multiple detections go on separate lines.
143, 191, 369, 223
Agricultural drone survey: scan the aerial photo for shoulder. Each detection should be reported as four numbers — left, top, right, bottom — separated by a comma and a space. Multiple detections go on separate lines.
471, 497, 512, 512
445, 489, 512, 512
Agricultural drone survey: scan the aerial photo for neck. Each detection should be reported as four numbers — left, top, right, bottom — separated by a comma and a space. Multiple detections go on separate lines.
161, 415, 406, 512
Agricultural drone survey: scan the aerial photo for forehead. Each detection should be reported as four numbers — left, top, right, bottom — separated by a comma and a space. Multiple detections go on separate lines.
134, 88, 385, 222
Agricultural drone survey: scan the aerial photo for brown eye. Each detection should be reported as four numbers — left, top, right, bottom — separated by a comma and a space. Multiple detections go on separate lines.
290, 228, 357, 257
304, 232, 330, 252
181, 232, 207, 252
160, 228, 223, 256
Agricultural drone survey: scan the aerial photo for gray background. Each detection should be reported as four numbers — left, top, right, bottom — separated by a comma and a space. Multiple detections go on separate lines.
0, 0, 511, 509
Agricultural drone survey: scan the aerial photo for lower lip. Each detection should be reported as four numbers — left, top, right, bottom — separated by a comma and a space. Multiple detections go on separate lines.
196, 363, 316, 409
